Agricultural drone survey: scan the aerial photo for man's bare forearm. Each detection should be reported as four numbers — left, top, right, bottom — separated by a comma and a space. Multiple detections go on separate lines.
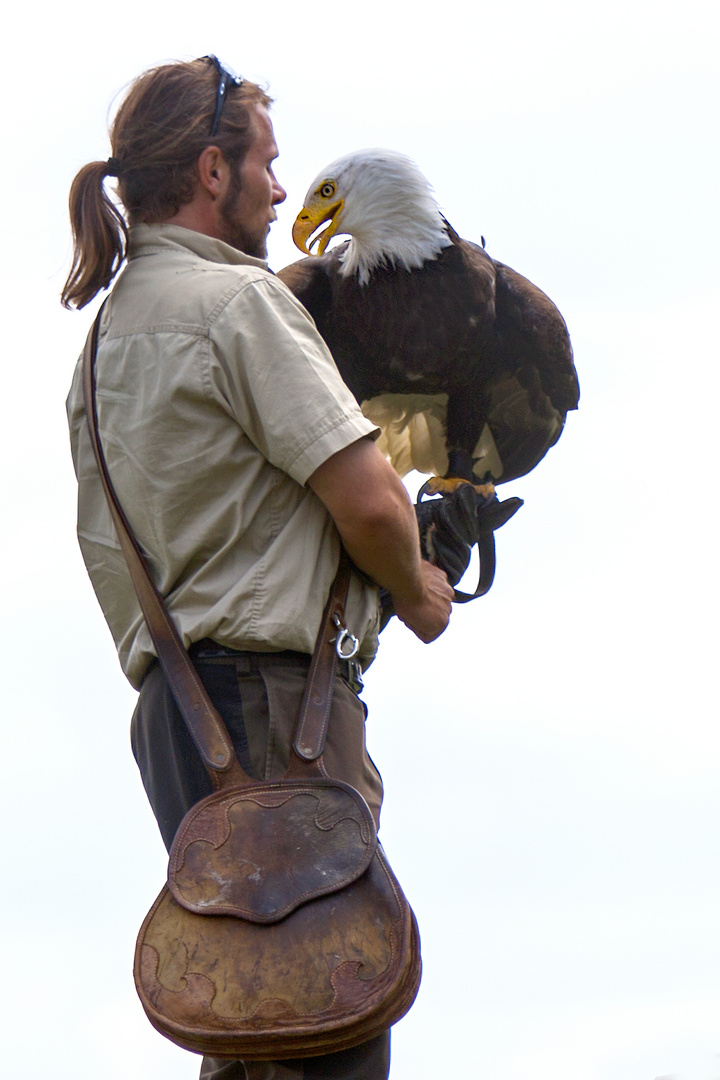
308, 437, 453, 642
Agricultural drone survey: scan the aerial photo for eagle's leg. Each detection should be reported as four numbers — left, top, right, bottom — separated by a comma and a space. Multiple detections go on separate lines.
447, 449, 484, 485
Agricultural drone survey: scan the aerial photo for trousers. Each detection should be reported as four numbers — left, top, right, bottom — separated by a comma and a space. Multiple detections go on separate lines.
131, 648, 390, 1080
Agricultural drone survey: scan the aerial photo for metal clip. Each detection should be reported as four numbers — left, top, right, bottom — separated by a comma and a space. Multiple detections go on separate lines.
345, 658, 364, 694
333, 613, 359, 659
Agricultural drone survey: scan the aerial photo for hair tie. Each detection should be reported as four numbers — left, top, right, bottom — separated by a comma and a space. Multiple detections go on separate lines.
105, 157, 121, 177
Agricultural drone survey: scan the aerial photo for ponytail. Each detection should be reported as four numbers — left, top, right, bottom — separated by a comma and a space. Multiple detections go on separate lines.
61, 161, 127, 310
60, 58, 272, 312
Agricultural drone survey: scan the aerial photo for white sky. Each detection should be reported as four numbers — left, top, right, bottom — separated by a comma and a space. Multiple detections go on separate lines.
1, 2, 718, 1078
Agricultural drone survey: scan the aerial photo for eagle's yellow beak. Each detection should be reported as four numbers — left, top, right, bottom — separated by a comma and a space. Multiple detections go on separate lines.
292, 198, 345, 256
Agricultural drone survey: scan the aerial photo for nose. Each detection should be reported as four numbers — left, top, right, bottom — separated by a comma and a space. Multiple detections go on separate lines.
271, 172, 286, 205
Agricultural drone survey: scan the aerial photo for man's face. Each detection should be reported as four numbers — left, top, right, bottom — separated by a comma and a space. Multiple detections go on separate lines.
220, 105, 286, 258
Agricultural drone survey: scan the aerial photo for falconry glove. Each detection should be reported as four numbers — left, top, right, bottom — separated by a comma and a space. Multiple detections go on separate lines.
379, 484, 523, 629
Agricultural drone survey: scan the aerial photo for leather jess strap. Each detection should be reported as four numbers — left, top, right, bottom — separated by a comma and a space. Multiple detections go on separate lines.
81, 303, 353, 787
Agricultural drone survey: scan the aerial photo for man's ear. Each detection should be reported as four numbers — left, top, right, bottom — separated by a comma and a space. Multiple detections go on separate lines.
196, 145, 230, 199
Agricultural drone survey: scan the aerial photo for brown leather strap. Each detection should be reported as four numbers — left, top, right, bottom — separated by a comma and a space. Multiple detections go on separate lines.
81, 304, 353, 784
293, 553, 352, 763
82, 303, 239, 778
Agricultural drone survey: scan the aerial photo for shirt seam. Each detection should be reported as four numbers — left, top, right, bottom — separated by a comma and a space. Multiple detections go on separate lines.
104, 275, 295, 342
282, 413, 371, 478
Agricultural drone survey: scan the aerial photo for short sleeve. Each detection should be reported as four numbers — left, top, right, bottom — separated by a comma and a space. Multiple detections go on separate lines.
206, 275, 378, 485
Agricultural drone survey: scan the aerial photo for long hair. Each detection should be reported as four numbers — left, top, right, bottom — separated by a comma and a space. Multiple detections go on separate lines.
61, 58, 271, 309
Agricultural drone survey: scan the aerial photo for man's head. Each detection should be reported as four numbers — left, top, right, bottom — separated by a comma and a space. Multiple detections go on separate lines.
62, 56, 282, 308
111, 56, 273, 227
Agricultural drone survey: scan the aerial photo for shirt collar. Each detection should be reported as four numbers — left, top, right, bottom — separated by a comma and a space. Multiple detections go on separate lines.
127, 222, 271, 271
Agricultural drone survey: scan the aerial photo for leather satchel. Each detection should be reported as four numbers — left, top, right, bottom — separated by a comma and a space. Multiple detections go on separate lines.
82, 307, 421, 1059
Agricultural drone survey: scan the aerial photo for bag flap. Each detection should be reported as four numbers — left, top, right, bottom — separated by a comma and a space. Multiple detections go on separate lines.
168, 778, 377, 923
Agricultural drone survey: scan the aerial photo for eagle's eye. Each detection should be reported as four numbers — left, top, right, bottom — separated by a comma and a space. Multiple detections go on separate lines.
318, 181, 336, 199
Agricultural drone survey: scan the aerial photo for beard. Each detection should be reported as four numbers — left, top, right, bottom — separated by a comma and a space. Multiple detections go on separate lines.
219, 168, 269, 259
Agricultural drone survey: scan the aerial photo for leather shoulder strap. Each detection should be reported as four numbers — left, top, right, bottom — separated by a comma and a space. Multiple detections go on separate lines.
81, 304, 240, 779
81, 304, 353, 783
293, 552, 352, 762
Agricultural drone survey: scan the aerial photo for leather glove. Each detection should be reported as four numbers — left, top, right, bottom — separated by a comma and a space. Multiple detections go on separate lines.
379, 484, 523, 629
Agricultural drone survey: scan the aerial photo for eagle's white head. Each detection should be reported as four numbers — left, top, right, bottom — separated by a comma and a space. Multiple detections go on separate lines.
292, 149, 452, 286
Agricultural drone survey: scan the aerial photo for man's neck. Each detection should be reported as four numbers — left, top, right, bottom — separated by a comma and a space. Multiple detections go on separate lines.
163, 197, 224, 241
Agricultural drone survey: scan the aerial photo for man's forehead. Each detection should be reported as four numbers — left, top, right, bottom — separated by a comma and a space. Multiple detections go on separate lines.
249, 104, 278, 153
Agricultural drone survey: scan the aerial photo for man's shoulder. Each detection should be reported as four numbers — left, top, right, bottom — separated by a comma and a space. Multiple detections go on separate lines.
113, 224, 294, 335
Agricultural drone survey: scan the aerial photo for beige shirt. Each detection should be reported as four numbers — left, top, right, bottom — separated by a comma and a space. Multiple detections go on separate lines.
67, 224, 380, 689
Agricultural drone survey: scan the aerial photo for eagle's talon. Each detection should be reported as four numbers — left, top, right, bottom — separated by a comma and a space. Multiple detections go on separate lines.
419, 476, 496, 499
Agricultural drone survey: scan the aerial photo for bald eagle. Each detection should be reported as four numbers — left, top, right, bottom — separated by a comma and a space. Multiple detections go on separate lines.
277, 149, 579, 490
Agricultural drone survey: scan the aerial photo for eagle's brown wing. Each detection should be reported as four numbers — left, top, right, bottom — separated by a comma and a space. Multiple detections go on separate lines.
278, 240, 578, 486
475, 250, 579, 483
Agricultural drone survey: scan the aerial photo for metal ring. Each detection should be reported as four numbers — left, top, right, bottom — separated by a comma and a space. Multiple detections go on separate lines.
333, 615, 359, 659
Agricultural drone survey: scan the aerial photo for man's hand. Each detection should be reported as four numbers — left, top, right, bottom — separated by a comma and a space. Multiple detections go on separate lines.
393, 562, 454, 643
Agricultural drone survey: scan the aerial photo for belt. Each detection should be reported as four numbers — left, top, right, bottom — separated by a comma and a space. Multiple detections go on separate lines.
188, 639, 364, 693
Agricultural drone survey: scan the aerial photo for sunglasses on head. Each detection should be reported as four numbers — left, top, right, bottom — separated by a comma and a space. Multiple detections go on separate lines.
204, 55, 244, 137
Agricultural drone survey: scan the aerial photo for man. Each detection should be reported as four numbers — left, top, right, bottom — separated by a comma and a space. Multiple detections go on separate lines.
65, 57, 453, 1080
